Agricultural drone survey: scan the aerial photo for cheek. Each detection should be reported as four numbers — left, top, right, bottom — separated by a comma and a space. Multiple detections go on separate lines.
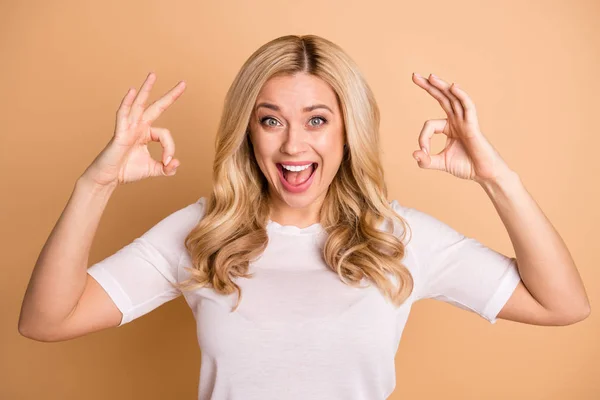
315, 130, 344, 157
315, 137, 344, 180
249, 134, 278, 175
251, 131, 280, 156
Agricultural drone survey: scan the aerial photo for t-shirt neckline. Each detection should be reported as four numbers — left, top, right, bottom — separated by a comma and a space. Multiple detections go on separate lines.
266, 219, 324, 235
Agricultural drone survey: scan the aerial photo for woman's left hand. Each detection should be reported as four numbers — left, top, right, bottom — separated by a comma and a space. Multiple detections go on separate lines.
411, 73, 513, 185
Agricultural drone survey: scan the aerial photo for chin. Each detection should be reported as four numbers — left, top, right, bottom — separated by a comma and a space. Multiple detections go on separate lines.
271, 181, 328, 211
279, 192, 319, 208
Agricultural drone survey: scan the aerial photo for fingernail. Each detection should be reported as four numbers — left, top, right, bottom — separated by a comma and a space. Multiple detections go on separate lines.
422, 147, 428, 155
414, 154, 420, 162
164, 156, 172, 166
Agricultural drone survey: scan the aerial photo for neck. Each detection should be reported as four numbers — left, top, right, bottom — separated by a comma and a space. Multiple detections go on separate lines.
267, 191, 326, 228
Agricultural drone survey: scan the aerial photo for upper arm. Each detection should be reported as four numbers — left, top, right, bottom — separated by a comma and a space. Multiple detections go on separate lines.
390, 200, 522, 324
37, 274, 124, 342
28, 197, 208, 342
496, 278, 589, 326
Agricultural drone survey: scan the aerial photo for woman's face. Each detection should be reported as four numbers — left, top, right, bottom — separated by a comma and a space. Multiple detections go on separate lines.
248, 72, 345, 215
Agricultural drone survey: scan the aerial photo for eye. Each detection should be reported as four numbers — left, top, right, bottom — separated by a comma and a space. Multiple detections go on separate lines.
260, 117, 281, 127
309, 116, 327, 127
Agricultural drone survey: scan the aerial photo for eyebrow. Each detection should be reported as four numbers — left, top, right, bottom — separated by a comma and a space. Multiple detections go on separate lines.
255, 102, 333, 113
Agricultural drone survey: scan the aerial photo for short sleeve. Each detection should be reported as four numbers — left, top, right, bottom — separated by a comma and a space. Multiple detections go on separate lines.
390, 200, 522, 324
86, 197, 207, 327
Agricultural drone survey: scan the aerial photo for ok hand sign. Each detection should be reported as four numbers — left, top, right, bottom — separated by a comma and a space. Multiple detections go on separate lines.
83, 72, 186, 187
411, 73, 512, 185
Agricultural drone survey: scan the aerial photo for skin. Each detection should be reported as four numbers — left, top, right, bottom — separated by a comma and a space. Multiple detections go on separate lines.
247, 69, 589, 324
410, 72, 590, 324
248, 72, 345, 228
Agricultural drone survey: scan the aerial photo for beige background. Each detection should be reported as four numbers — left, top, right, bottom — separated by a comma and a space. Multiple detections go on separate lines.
2, 0, 598, 398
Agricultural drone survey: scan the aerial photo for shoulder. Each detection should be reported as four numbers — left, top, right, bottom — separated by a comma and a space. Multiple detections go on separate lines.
139, 196, 208, 249
387, 199, 469, 259
388, 199, 424, 221
188, 196, 208, 221
387, 199, 457, 247
387, 199, 415, 241
174, 196, 208, 236
388, 199, 450, 233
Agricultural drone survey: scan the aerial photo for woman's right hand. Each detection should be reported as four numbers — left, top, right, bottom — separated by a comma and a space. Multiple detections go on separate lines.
81, 72, 186, 187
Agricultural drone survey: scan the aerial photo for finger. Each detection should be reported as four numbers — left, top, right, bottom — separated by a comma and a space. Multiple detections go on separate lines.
449, 83, 477, 121
428, 74, 464, 120
412, 72, 454, 117
149, 126, 176, 166
417, 118, 448, 156
413, 119, 448, 172
161, 157, 180, 177
413, 148, 446, 171
156, 157, 180, 177
142, 81, 187, 125
130, 72, 157, 122
116, 87, 137, 127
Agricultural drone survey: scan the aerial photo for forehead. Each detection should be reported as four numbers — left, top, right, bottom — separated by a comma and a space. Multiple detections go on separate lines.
255, 73, 338, 110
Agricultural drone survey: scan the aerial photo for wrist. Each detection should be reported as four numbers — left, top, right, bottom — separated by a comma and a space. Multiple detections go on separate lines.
478, 168, 521, 196
76, 174, 118, 195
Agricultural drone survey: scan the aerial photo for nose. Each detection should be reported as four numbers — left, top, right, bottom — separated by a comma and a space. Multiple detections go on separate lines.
280, 123, 309, 155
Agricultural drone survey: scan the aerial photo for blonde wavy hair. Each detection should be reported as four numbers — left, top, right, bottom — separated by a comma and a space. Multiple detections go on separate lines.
175, 34, 414, 310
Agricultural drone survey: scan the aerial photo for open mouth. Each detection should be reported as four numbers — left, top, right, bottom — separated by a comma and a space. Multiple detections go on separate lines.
276, 163, 318, 193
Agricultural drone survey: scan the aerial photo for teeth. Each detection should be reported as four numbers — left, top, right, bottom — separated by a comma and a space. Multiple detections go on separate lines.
281, 163, 313, 172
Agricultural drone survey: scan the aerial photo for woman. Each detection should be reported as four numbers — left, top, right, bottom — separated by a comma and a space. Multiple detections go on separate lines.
19, 34, 590, 399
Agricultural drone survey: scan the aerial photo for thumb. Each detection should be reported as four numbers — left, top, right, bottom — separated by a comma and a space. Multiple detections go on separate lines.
155, 157, 180, 177
413, 149, 445, 171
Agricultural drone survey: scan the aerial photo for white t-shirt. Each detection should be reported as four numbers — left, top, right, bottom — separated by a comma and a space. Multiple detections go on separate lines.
87, 197, 521, 400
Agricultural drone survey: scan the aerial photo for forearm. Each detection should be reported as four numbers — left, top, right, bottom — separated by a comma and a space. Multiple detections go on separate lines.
19, 176, 117, 334
479, 170, 590, 317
